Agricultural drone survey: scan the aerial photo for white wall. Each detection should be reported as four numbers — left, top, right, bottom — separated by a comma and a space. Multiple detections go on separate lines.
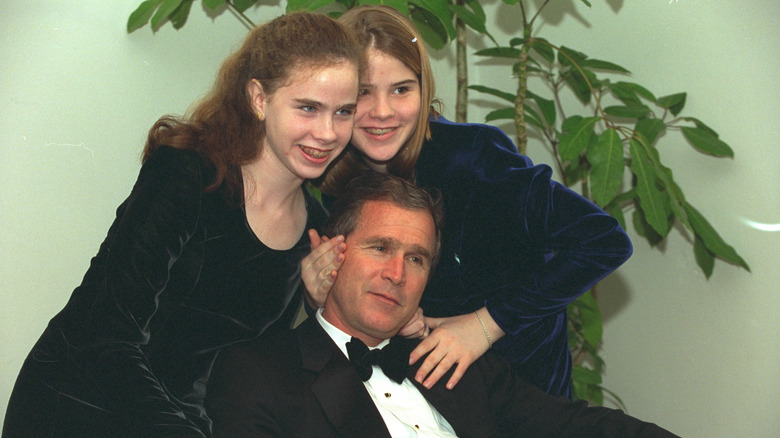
2, 1, 778, 437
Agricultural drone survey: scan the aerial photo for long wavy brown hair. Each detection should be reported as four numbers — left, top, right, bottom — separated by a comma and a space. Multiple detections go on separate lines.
317, 5, 440, 197
142, 11, 363, 204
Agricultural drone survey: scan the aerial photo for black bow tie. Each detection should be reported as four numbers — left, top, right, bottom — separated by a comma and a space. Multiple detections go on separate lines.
346, 337, 412, 384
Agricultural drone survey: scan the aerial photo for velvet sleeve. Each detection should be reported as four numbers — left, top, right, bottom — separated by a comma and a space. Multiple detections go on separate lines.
467, 126, 632, 335
76, 147, 207, 436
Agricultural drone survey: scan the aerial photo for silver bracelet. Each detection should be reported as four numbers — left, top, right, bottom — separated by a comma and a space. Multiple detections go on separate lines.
475, 310, 492, 348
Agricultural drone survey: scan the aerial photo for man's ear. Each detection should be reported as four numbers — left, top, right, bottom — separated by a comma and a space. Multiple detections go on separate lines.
247, 79, 266, 116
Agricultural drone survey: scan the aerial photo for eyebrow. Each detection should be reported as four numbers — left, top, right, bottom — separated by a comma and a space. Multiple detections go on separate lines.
366, 236, 432, 262
293, 98, 357, 111
360, 78, 418, 89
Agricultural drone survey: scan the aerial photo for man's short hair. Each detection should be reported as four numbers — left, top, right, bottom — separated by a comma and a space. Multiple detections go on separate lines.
324, 173, 444, 269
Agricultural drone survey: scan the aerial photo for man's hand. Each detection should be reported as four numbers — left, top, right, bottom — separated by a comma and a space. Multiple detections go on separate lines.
301, 229, 345, 308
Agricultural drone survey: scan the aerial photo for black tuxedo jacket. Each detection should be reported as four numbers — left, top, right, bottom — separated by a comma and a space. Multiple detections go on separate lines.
206, 317, 677, 437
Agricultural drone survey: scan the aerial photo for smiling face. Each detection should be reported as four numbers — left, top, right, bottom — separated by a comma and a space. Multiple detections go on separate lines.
322, 200, 436, 346
350, 49, 422, 173
254, 61, 358, 181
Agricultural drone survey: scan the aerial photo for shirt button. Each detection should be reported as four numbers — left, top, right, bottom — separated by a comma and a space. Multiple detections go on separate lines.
384, 393, 391, 398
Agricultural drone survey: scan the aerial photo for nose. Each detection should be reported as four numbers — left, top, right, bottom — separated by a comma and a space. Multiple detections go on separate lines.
381, 254, 405, 285
368, 94, 394, 120
314, 116, 338, 144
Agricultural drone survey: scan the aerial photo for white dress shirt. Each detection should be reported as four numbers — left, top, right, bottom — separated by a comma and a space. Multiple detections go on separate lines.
316, 309, 459, 437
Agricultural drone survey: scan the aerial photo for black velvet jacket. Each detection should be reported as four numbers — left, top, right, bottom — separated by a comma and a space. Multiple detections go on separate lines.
3, 146, 327, 437
415, 117, 634, 397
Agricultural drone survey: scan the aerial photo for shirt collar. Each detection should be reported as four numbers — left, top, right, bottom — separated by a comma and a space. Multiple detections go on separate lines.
315, 308, 390, 358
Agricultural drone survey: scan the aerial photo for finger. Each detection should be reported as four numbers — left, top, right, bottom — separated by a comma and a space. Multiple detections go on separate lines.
444, 361, 470, 390
420, 354, 456, 389
309, 236, 345, 271
408, 336, 437, 365
424, 316, 443, 330
307, 229, 323, 250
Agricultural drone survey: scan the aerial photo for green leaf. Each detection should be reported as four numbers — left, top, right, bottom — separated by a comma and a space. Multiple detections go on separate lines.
694, 235, 715, 279
629, 139, 671, 236
680, 116, 718, 136
684, 203, 750, 271
150, 0, 183, 30
581, 58, 630, 74
572, 364, 602, 385
370, 0, 410, 15
485, 107, 515, 122
169, 0, 193, 29
587, 128, 624, 207
410, 0, 455, 38
610, 81, 656, 105
604, 104, 651, 119
451, 0, 492, 41
657, 92, 686, 116
631, 207, 661, 246
463, 0, 487, 21
634, 118, 666, 146
203, 0, 226, 9
232, 0, 257, 11
468, 85, 514, 103
632, 133, 686, 203
604, 201, 628, 230
577, 291, 602, 346
558, 46, 595, 103
558, 46, 588, 65
530, 38, 554, 64
474, 46, 520, 59
681, 127, 734, 158
527, 90, 556, 126
127, 0, 163, 32
559, 116, 599, 162
286, 0, 320, 12
410, 7, 449, 50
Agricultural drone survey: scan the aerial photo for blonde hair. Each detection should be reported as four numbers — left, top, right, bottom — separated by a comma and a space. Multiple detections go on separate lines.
318, 5, 439, 196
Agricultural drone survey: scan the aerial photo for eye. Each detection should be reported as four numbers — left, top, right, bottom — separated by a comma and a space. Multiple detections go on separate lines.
336, 107, 354, 117
408, 255, 429, 268
300, 105, 316, 113
393, 86, 409, 95
358, 88, 370, 97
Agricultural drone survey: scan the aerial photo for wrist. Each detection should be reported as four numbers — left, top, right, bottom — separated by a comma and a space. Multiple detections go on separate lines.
474, 310, 492, 348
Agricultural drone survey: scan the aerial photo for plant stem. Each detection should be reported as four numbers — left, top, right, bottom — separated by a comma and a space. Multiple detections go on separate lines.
514, 28, 531, 156
226, 1, 255, 29
455, 2, 468, 123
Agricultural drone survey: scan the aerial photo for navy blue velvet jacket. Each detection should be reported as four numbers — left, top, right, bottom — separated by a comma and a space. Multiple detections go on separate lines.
415, 117, 633, 397
3, 147, 327, 437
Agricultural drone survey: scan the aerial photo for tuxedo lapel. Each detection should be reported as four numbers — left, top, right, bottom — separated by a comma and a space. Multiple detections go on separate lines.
296, 318, 391, 438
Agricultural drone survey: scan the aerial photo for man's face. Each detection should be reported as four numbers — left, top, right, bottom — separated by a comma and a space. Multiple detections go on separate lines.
322, 200, 436, 346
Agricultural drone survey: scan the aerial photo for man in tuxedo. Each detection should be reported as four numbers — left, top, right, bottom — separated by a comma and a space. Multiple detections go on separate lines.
206, 173, 677, 438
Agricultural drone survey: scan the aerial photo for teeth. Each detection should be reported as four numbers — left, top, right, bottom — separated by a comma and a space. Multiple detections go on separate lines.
299, 145, 328, 159
366, 128, 393, 135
